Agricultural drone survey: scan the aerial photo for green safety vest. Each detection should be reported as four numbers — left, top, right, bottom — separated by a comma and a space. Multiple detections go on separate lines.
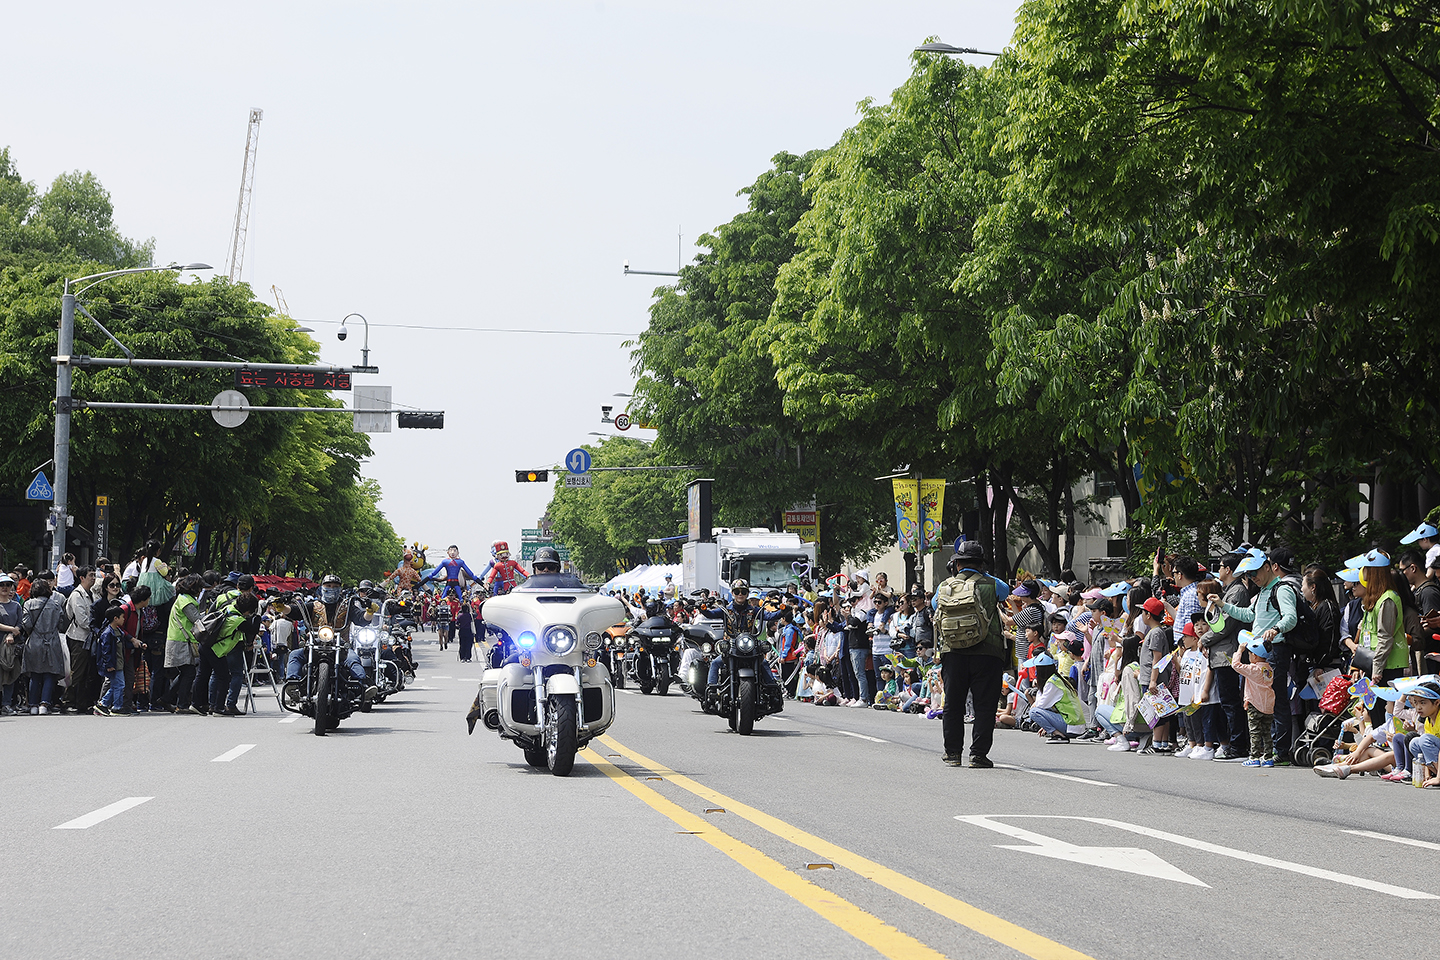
1359, 589, 1408, 671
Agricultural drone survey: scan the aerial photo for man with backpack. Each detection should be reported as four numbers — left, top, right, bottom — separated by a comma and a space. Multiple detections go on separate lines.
933, 541, 1011, 768
1211, 546, 1305, 765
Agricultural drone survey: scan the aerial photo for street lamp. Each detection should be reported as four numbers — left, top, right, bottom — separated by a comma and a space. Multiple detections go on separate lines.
53, 262, 211, 568
337, 313, 376, 372
914, 41, 1003, 57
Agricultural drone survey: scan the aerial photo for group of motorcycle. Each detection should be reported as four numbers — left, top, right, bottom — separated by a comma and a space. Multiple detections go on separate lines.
279, 588, 419, 737
599, 598, 785, 736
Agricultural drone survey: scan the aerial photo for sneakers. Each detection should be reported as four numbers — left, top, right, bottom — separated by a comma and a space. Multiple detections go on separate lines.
1241, 758, 1262, 767
1212, 745, 1239, 761
1175, 744, 1194, 758
1380, 770, 1409, 782
38, 704, 50, 716
1046, 733, 1071, 743
970, 755, 994, 769
1189, 746, 1216, 761
1260, 759, 1276, 768
1107, 740, 1138, 752
942, 753, 964, 767
29, 706, 38, 716
93, 704, 112, 717
1314, 764, 1350, 779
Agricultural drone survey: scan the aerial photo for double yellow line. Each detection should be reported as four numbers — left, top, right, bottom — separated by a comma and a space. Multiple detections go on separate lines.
586, 735, 1094, 960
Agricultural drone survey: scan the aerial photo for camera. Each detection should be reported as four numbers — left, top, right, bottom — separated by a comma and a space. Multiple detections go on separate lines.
337, 327, 348, 341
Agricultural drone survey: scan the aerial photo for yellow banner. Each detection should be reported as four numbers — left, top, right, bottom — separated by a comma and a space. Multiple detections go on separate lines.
892, 479, 920, 553
919, 479, 945, 553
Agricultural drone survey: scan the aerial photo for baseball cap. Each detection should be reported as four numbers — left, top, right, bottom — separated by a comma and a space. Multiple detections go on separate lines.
0, 575, 13, 586
1400, 522, 1438, 545
1141, 597, 1166, 618
1181, 621, 1197, 637
1081, 587, 1105, 600
1012, 584, 1033, 598
1051, 584, 1071, 601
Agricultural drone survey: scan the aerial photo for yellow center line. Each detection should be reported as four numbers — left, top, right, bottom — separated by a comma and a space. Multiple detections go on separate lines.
597, 734, 1095, 960
581, 749, 946, 960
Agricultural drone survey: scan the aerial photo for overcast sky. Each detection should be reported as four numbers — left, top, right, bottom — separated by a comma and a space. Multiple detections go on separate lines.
4, 0, 1020, 567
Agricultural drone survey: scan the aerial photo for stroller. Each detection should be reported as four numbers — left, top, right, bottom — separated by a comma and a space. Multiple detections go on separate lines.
1292, 674, 1354, 768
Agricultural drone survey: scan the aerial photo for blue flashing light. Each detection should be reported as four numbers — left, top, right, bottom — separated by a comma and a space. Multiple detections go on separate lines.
518, 631, 536, 648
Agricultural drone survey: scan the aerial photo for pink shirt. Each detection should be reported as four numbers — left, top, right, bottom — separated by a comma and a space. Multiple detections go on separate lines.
1231, 650, 1276, 714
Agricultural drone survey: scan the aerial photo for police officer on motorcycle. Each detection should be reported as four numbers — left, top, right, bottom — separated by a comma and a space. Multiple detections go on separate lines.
706, 579, 784, 696
519, 546, 585, 590
285, 574, 377, 702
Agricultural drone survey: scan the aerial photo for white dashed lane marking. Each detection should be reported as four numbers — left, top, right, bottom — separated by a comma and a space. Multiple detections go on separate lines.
211, 744, 257, 762
54, 797, 153, 830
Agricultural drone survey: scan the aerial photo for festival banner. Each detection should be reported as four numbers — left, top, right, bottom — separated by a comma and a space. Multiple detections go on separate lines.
783, 501, 820, 544
892, 478, 920, 553
918, 479, 945, 553
180, 520, 200, 556
236, 521, 252, 562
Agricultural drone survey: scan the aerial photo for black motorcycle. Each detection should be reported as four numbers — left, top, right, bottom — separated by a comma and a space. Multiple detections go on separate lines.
680, 616, 724, 710
632, 615, 680, 695
278, 591, 367, 736
713, 630, 784, 735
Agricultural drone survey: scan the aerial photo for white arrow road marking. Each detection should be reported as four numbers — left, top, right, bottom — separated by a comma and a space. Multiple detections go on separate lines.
993, 763, 1114, 787
960, 816, 1440, 900
55, 797, 153, 830
1344, 829, 1440, 853
956, 815, 1207, 886
837, 730, 889, 743
430, 675, 452, 679
211, 744, 256, 762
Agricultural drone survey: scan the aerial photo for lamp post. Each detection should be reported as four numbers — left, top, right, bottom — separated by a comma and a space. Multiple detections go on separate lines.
913, 41, 1003, 57
53, 262, 210, 568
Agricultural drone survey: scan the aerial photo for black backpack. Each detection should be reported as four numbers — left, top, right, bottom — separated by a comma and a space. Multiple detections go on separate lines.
1270, 576, 1321, 656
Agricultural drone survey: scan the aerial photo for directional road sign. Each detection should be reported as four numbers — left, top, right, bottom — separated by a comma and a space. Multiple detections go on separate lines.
26, 472, 54, 501
565, 448, 592, 474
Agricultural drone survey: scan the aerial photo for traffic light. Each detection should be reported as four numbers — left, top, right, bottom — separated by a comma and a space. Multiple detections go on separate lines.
397, 412, 444, 429
515, 470, 549, 483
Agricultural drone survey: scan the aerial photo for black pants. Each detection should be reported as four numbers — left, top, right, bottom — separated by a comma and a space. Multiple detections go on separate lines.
166, 664, 196, 710
144, 649, 167, 708
1269, 643, 1295, 760
1211, 663, 1249, 755
192, 644, 221, 712
940, 652, 1003, 760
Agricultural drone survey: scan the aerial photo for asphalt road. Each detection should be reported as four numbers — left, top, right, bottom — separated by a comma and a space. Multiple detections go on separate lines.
5, 635, 1439, 960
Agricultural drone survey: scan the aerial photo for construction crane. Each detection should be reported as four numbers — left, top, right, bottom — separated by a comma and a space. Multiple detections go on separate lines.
225, 108, 263, 282
271, 284, 290, 317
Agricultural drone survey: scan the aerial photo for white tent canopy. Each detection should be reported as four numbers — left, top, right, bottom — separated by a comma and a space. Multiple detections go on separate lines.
598, 563, 682, 595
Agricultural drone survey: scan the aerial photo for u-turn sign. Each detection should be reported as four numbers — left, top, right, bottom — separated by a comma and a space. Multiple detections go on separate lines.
565, 448, 592, 474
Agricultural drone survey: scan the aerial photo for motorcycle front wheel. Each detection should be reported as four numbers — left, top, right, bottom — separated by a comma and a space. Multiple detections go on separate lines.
737, 678, 756, 735
546, 694, 578, 776
314, 661, 331, 737
657, 664, 671, 697
523, 747, 547, 767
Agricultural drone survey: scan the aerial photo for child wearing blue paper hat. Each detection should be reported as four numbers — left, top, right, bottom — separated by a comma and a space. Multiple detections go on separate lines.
1026, 654, 1087, 742
1231, 631, 1277, 767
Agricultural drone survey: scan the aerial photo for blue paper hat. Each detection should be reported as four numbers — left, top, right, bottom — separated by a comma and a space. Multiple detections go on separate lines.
1021, 653, 1056, 668
1400, 522, 1438, 545
1371, 686, 1403, 702
1239, 629, 1269, 658
1235, 548, 1267, 574
1336, 568, 1361, 582
1344, 549, 1390, 569
1101, 580, 1130, 597
1394, 675, 1440, 695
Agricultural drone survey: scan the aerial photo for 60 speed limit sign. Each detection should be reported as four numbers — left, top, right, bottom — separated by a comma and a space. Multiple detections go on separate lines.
614, 413, 632, 430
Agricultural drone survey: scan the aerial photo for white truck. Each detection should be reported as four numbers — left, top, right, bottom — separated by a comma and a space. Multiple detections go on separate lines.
682, 528, 818, 598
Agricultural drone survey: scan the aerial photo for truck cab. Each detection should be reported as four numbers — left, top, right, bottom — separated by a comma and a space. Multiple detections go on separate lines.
682, 528, 817, 598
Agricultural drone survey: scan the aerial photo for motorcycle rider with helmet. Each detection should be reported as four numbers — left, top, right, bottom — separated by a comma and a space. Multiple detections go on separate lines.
520, 546, 585, 590
284, 574, 377, 702
706, 579, 784, 697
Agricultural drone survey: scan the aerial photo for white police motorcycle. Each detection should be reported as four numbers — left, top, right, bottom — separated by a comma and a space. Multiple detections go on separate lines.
473, 575, 625, 776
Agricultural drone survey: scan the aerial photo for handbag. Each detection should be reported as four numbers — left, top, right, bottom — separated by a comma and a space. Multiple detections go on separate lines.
1349, 645, 1374, 675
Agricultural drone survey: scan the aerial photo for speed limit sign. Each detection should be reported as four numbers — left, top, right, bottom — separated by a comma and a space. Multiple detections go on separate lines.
614, 412, 632, 431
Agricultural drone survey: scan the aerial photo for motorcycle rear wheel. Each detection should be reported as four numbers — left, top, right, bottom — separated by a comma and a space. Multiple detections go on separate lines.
314, 661, 331, 737
546, 694, 578, 777
523, 747, 547, 767
737, 679, 756, 736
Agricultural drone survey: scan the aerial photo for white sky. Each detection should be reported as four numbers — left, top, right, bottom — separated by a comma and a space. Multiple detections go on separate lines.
4, 0, 1019, 564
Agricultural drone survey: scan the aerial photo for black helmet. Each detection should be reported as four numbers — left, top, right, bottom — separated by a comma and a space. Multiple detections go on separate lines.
533, 546, 561, 571
358, 579, 374, 593
948, 541, 986, 572
321, 574, 341, 586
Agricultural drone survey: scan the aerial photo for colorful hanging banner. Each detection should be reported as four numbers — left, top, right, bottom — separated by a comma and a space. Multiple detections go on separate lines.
892, 478, 920, 553
180, 520, 200, 556
918, 479, 945, 553
236, 521, 252, 562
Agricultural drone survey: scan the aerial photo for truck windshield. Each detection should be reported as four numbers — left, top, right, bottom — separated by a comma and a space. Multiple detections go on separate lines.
744, 558, 805, 590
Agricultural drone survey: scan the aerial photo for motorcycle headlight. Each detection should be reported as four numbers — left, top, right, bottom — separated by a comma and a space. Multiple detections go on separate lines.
544, 626, 577, 655
318, 627, 335, 642
736, 634, 756, 655
518, 631, 536, 649
702, 641, 712, 654
585, 631, 603, 652
352, 627, 378, 647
